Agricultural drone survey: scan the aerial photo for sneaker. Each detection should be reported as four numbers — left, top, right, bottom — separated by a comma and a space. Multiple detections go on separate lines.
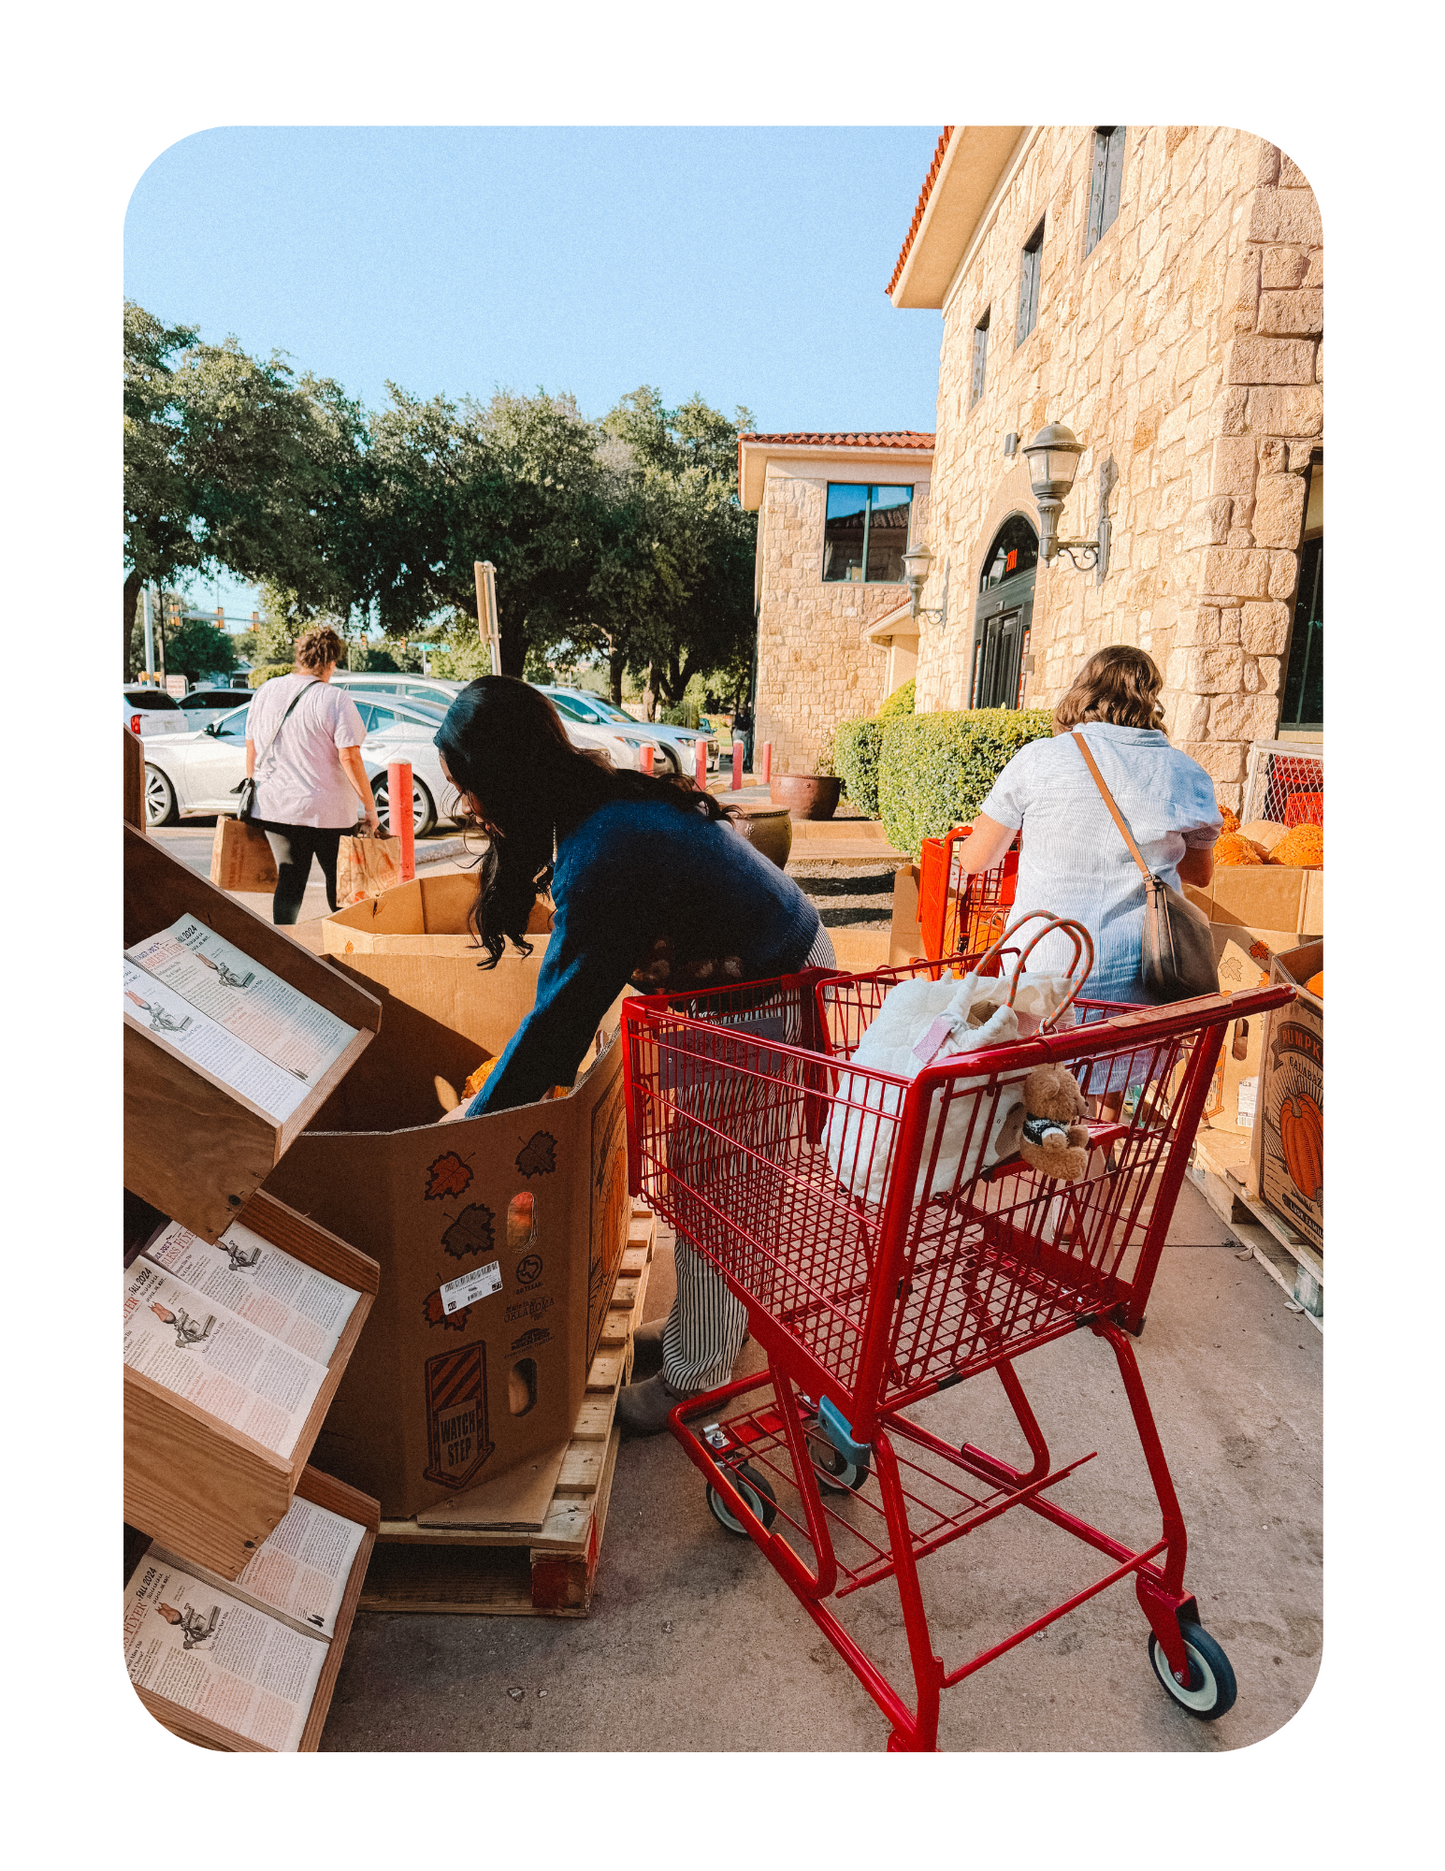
616, 1372, 699, 1438
630, 1318, 666, 1382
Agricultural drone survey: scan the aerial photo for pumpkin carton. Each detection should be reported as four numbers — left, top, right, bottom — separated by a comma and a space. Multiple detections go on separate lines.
1251, 940, 1323, 1253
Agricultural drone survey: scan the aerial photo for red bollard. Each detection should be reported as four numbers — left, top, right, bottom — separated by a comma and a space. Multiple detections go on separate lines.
761, 740, 773, 784
640, 745, 654, 776
388, 760, 415, 881
731, 741, 743, 790
694, 738, 708, 790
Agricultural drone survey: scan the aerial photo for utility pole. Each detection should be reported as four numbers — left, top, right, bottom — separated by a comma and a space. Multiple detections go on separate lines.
474, 561, 502, 675
142, 585, 157, 681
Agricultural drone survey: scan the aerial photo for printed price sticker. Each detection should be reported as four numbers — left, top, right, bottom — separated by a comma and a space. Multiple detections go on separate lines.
1236, 1077, 1259, 1128
440, 1261, 502, 1315
912, 1014, 955, 1065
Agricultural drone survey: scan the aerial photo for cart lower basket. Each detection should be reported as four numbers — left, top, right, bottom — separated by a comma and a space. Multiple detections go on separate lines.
622, 955, 1293, 1750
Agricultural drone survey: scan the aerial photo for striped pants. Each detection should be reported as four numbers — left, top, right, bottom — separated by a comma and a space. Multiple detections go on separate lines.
661, 925, 837, 1393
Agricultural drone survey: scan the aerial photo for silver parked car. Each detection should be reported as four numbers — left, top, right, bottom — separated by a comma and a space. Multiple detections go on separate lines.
140, 695, 464, 837
540, 686, 717, 773
177, 686, 254, 725
328, 672, 675, 774
123, 686, 191, 738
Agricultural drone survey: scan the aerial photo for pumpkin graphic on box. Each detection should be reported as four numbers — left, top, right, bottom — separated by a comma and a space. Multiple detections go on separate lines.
1278, 1094, 1323, 1202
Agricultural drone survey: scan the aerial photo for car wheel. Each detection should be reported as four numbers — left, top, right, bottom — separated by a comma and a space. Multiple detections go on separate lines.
371, 772, 436, 838
145, 764, 180, 827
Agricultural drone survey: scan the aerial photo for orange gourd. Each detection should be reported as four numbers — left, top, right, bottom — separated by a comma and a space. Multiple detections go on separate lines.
1304, 971, 1323, 998
1278, 1094, 1323, 1202
1213, 832, 1269, 866
1267, 824, 1323, 868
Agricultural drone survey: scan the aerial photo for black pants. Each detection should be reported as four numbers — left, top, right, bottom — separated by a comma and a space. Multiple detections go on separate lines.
259, 822, 343, 925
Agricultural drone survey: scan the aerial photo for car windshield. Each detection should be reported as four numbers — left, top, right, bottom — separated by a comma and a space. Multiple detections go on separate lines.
577, 696, 634, 724
185, 691, 245, 708
212, 706, 250, 739
547, 694, 592, 722
125, 690, 181, 710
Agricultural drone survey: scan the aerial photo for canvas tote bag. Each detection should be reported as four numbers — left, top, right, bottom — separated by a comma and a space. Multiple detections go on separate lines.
1071, 730, 1217, 1003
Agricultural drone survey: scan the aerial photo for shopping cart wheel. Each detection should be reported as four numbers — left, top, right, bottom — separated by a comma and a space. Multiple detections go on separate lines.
1148, 1623, 1238, 1720
807, 1428, 870, 1495
707, 1464, 778, 1536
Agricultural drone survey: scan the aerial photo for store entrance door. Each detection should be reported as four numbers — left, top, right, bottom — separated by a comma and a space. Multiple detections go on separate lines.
972, 605, 1029, 709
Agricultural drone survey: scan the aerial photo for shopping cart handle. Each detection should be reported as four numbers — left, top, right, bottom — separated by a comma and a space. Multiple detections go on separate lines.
817, 1396, 871, 1467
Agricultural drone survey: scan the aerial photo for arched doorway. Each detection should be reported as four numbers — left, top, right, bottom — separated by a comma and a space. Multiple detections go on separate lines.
970, 514, 1038, 709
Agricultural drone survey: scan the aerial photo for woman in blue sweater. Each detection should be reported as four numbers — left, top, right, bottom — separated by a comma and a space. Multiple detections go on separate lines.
435, 677, 834, 1434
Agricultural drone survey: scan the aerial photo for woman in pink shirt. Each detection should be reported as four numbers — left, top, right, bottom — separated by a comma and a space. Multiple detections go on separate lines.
244, 626, 380, 924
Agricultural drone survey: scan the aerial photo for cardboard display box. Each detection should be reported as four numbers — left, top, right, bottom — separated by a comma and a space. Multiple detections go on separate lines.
124, 825, 382, 1241
1183, 864, 1322, 947
1201, 937, 1270, 1135
890, 864, 924, 966
264, 902, 633, 1517
124, 1189, 380, 1579
1251, 941, 1323, 1252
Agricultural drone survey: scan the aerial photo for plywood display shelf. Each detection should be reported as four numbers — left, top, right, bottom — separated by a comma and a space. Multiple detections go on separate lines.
359, 1207, 658, 1616
123, 823, 382, 1242
132, 1465, 379, 1752
1189, 1129, 1323, 1331
125, 1188, 381, 1577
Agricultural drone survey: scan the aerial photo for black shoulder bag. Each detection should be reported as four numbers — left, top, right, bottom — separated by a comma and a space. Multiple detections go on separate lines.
233, 680, 319, 824
1072, 729, 1218, 1003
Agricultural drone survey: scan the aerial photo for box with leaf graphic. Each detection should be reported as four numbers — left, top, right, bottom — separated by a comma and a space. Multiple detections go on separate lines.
1253, 941, 1323, 1253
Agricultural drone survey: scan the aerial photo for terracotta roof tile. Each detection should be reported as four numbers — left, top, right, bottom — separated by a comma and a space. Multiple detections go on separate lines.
886, 126, 953, 298
738, 431, 935, 449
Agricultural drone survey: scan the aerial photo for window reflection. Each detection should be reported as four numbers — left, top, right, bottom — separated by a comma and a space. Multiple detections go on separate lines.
978, 516, 1039, 591
822, 484, 913, 583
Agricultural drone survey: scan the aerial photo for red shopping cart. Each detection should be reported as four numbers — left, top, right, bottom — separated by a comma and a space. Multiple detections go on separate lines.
917, 825, 1019, 961
622, 949, 1295, 1750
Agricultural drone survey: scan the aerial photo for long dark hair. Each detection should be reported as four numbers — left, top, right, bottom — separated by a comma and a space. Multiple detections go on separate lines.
435, 675, 733, 967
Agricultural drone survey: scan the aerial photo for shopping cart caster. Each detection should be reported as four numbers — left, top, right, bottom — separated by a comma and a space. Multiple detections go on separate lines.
707, 1464, 778, 1536
806, 1425, 870, 1495
1148, 1622, 1238, 1720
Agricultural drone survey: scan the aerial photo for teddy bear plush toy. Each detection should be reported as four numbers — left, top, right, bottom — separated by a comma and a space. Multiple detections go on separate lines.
1017, 1063, 1092, 1182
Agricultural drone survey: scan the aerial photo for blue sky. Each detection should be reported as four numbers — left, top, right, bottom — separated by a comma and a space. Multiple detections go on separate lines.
125, 126, 946, 625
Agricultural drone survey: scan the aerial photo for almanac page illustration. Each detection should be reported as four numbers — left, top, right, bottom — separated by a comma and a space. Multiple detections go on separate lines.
141, 1217, 360, 1365
123, 1259, 330, 1458
124, 1551, 327, 1750
147, 1493, 367, 1641
127, 915, 357, 1086
123, 957, 309, 1121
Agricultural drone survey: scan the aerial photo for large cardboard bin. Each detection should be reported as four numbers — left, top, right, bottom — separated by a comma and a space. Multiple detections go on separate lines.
1252, 941, 1323, 1252
1183, 864, 1322, 956
263, 883, 632, 1517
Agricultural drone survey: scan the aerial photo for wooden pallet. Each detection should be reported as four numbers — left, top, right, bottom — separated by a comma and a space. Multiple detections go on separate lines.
1189, 1131, 1323, 1330
357, 1205, 657, 1615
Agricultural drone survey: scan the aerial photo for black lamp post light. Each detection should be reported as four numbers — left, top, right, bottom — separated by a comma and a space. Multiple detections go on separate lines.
1023, 423, 1111, 585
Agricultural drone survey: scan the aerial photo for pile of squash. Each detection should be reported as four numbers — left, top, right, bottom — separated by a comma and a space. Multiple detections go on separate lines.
1213, 806, 1323, 870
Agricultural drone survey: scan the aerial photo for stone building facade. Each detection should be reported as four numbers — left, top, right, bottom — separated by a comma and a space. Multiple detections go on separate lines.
889, 124, 1323, 813
740, 432, 933, 775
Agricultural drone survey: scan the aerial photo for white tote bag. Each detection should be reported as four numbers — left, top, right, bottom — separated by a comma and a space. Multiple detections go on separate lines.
825, 915, 1094, 1209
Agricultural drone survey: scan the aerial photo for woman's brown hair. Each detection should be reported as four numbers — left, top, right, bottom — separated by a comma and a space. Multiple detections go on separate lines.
294, 626, 347, 672
1052, 645, 1166, 733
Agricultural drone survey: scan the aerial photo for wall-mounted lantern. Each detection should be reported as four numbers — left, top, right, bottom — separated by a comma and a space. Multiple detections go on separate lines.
1023, 423, 1111, 585
901, 542, 948, 627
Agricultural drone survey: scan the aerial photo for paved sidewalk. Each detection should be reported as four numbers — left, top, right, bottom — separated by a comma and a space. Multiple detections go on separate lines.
320, 1176, 1321, 1754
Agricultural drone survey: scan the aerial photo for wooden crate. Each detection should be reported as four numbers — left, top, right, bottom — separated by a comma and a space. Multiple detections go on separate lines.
124, 1188, 381, 1578
132, 1465, 379, 1752
359, 1206, 658, 1616
124, 823, 382, 1240
123, 727, 145, 832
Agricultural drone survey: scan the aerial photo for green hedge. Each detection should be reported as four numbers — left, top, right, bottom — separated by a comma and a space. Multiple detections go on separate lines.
833, 718, 883, 817
248, 663, 294, 688
879, 708, 1053, 858
877, 677, 915, 721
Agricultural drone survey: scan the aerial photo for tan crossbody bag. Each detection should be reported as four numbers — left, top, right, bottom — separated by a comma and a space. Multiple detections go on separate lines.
1072, 730, 1218, 1002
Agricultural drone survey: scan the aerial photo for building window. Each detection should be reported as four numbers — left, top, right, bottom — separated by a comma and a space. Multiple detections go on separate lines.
970, 310, 990, 408
821, 484, 913, 583
1016, 221, 1043, 345
1085, 126, 1126, 255
978, 514, 1038, 592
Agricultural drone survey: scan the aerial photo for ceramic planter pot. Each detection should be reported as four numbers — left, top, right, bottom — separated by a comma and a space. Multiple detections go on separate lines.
770, 775, 842, 821
731, 804, 793, 870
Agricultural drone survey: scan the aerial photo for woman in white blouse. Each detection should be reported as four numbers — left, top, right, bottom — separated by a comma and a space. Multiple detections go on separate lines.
957, 646, 1220, 1004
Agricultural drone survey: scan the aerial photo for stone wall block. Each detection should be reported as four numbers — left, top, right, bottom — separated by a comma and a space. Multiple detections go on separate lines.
1304, 250, 1323, 288
1247, 186, 1323, 246
1261, 246, 1310, 290
1216, 781, 1244, 815
1252, 139, 1282, 188
1278, 154, 1310, 190
1183, 737, 1248, 783
1183, 497, 1233, 549
1287, 440, 1317, 472
1315, 341, 1323, 384
1267, 551, 1303, 601
1252, 472, 1307, 549
1228, 336, 1317, 385
1165, 690, 1212, 740
1257, 289, 1323, 336
1202, 547, 1272, 600
1222, 388, 1249, 435
1207, 693, 1280, 742
1241, 600, 1291, 654
1184, 644, 1244, 693
1244, 386, 1323, 436
1257, 437, 1288, 475
1226, 526, 1255, 548
1219, 608, 1242, 645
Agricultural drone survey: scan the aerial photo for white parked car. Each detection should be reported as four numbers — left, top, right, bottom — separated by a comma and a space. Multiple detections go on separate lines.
176, 686, 254, 725
123, 686, 190, 738
140, 695, 464, 837
540, 686, 717, 773
327, 672, 675, 774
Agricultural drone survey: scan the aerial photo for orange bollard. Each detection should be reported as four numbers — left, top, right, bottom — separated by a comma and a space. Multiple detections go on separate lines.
695, 738, 708, 790
761, 740, 772, 784
640, 745, 654, 776
731, 741, 743, 789
388, 760, 415, 881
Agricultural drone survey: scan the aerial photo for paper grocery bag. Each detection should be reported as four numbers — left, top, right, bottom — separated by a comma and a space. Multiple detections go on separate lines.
209, 815, 279, 893
337, 834, 404, 907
